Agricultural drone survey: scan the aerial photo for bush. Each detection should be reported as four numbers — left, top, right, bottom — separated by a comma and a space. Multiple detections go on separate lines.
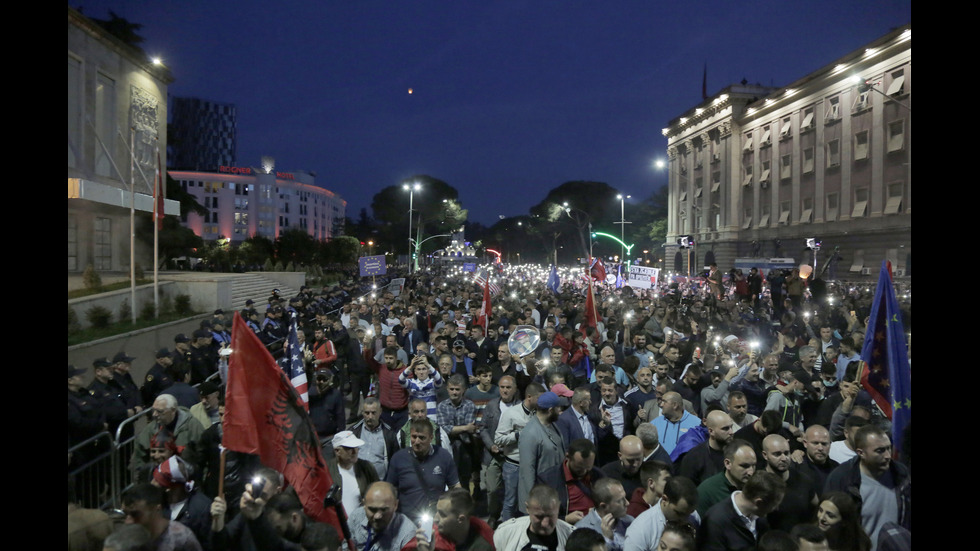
161, 294, 174, 315
174, 294, 193, 316
139, 301, 156, 321
119, 299, 132, 322
273, 260, 284, 272
263, 258, 274, 272
82, 264, 102, 290
86, 306, 112, 328
285, 261, 296, 272
134, 263, 145, 280
68, 307, 81, 335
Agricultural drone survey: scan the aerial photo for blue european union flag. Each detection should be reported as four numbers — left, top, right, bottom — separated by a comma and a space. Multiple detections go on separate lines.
859, 261, 911, 453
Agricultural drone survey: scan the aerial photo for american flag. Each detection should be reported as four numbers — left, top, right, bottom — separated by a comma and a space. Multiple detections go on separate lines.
282, 313, 309, 409
474, 269, 500, 295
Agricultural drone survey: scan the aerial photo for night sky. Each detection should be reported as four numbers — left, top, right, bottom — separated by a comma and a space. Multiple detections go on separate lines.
72, 1, 911, 226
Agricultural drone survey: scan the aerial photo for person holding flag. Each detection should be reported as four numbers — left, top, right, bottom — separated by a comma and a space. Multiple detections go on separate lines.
211, 312, 352, 549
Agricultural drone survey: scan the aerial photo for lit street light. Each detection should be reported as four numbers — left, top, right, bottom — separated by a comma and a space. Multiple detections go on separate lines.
616, 194, 631, 268
403, 181, 420, 272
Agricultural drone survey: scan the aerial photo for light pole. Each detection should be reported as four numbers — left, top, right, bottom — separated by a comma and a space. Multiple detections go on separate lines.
616, 194, 631, 268
403, 182, 420, 272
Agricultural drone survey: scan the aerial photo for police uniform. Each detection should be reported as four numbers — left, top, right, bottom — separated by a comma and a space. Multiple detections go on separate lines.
141, 362, 174, 407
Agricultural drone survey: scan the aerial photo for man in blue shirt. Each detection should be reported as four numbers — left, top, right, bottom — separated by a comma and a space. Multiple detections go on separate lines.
651, 392, 701, 455
385, 419, 461, 522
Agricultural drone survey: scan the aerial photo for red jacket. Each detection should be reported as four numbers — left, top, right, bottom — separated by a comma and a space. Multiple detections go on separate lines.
401, 517, 495, 551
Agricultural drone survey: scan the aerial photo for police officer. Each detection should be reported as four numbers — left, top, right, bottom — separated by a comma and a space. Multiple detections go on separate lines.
141, 349, 175, 407
89, 358, 129, 434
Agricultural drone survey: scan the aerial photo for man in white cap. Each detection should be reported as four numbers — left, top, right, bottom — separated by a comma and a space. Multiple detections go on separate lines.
328, 431, 380, 515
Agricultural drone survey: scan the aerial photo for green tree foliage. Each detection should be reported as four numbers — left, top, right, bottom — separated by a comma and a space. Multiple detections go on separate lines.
275, 228, 316, 265
321, 236, 361, 265
529, 181, 621, 259
238, 235, 275, 266
91, 10, 145, 53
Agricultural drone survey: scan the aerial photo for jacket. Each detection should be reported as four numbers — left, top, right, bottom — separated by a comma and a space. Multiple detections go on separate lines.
536, 462, 605, 519
132, 408, 205, 482
493, 515, 573, 551
326, 457, 379, 508
401, 517, 494, 551
517, 415, 565, 513
824, 456, 911, 531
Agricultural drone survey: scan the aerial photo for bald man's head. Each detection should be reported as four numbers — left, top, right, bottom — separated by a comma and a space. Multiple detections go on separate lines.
706, 410, 734, 448
803, 425, 831, 464
618, 436, 644, 475
762, 434, 791, 474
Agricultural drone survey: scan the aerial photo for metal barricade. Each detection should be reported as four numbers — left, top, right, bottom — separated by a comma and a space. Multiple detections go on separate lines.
68, 431, 115, 510
110, 408, 154, 508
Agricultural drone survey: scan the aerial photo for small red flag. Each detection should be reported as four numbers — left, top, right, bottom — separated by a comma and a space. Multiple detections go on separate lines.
477, 280, 491, 329
225, 313, 347, 540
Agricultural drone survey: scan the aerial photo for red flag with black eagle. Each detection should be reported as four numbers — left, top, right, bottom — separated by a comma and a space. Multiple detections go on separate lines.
224, 312, 348, 543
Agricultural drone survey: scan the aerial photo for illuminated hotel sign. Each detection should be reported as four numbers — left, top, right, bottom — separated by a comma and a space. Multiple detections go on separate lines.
218, 166, 295, 180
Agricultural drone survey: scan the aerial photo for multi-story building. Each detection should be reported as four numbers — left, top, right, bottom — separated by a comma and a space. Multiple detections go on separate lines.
169, 157, 346, 244
68, 6, 179, 273
664, 25, 910, 278
169, 96, 237, 171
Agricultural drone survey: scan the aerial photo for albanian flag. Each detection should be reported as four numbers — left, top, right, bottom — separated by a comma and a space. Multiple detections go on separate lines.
225, 313, 347, 539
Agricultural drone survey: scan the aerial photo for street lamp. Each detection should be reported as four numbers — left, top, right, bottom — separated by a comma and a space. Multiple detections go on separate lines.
616, 194, 631, 268
403, 182, 421, 272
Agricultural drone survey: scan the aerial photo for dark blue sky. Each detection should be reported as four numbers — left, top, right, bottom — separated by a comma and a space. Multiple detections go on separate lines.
74, 1, 910, 225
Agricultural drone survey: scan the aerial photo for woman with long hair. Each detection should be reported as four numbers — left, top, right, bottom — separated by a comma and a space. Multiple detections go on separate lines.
816, 492, 872, 551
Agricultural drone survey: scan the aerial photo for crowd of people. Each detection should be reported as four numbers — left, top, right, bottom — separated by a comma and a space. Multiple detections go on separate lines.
69, 262, 911, 551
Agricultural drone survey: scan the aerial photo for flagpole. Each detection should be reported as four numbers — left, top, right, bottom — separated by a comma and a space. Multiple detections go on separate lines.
129, 127, 137, 323
154, 145, 160, 318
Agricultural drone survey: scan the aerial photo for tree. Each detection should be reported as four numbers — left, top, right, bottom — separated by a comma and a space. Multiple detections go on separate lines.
530, 181, 622, 259
91, 11, 146, 53
166, 173, 207, 218
275, 228, 315, 265
238, 235, 275, 267
370, 175, 461, 236
321, 236, 361, 265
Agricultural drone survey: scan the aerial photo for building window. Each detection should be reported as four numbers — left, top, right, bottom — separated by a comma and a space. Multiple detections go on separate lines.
801, 197, 813, 223
68, 56, 82, 168
68, 214, 78, 271
825, 96, 840, 123
778, 201, 791, 225
711, 171, 721, 193
779, 117, 792, 139
826, 140, 841, 168
94, 217, 112, 270
780, 154, 792, 180
852, 89, 871, 113
760, 160, 771, 183
885, 182, 904, 214
742, 208, 752, 230
852, 188, 869, 217
885, 68, 906, 97
679, 190, 688, 202
801, 107, 815, 132
695, 176, 703, 197
235, 212, 249, 225
826, 193, 839, 221
743, 132, 754, 152
854, 131, 870, 161
760, 126, 772, 147
803, 148, 815, 174
888, 120, 905, 152
95, 73, 116, 177
759, 205, 771, 227
742, 165, 753, 187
